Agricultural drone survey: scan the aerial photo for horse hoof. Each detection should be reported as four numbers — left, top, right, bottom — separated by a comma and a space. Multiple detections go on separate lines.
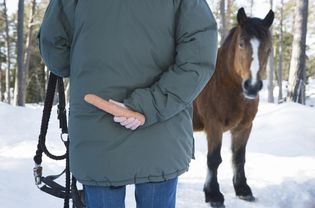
238, 195, 256, 202
210, 202, 225, 208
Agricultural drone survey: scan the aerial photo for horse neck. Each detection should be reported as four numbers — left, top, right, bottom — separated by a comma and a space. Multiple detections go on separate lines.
215, 32, 242, 91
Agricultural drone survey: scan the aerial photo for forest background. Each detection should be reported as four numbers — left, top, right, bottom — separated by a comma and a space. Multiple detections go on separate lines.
0, 0, 314, 106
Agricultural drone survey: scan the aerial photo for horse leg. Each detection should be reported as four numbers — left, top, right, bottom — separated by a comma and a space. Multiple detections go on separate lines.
192, 101, 204, 131
204, 125, 225, 207
231, 124, 255, 201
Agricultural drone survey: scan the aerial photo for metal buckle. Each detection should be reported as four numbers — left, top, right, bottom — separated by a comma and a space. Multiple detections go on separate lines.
60, 133, 69, 143
33, 164, 43, 186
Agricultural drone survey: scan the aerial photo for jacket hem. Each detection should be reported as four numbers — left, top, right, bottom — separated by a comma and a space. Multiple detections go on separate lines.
75, 167, 189, 187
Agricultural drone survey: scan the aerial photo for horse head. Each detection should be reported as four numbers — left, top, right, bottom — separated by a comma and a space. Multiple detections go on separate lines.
233, 8, 274, 100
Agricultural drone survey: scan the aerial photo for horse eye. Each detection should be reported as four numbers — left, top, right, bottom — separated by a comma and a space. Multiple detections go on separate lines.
239, 40, 245, 49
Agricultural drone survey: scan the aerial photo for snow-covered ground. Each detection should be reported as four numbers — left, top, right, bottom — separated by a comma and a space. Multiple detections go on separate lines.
1, 84, 315, 208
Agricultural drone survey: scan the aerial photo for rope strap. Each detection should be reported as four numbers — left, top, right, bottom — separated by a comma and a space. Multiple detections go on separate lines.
33, 73, 85, 208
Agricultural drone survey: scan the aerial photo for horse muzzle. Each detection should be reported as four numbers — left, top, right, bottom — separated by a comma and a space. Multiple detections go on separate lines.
242, 79, 263, 100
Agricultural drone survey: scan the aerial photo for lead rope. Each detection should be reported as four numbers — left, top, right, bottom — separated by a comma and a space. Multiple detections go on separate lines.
56, 74, 71, 208
34, 73, 66, 164
33, 72, 85, 208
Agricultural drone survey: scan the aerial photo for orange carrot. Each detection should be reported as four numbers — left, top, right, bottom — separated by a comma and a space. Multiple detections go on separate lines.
84, 94, 145, 125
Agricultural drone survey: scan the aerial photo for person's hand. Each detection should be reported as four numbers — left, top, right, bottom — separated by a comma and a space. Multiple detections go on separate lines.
109, 99, 142, 130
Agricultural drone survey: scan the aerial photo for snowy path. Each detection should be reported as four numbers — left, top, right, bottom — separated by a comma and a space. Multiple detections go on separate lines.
0, 102, 315, 208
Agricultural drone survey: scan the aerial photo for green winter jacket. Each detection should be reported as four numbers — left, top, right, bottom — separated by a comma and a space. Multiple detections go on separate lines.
39, 0, 217, 186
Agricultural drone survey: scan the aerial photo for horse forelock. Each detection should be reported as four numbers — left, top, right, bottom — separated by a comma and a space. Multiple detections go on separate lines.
222, 17, 271, 47
241, 17, 271, 41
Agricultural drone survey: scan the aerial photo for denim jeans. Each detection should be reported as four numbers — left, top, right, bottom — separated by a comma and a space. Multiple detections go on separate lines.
84, 177, 178, 208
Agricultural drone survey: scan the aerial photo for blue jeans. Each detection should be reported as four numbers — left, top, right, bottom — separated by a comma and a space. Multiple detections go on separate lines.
84, 177, 178, 208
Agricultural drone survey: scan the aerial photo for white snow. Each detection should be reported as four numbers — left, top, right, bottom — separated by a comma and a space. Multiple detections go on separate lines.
1, 85, 315, 208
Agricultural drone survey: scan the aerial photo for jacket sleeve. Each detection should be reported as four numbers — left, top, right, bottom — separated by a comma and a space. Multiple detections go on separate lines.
123, 0, 218, 127
38, 0, 76, 77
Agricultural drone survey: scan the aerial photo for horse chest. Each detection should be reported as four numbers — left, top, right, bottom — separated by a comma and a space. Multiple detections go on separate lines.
223, 101, 256, 131
193, 70, 259, 132
211, 90, 258, 131
224, 110, 242, 129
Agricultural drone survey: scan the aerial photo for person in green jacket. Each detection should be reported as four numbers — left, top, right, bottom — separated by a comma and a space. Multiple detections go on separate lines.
38, 0, 218, 207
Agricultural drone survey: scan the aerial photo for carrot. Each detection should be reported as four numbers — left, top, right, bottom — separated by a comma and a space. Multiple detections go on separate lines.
84, 94, 145, 125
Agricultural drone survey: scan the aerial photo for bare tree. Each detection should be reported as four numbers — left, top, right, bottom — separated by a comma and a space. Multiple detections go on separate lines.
226, 0, 232, 30
3, 0, 11, 104
24, 0, 37, 86
277, 0, 284, 102
14, 0, 25, 106
219, 0, 227, 45
219, 0, 233, 45
266, 0, 274, 103
0, 61, 2, 101
287, 0, 309, 104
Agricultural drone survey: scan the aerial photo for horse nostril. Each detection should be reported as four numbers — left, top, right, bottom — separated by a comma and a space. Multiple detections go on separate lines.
244, 79, 251, 90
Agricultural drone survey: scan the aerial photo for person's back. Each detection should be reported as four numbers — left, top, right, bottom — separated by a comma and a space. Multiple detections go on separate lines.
38, 0, 218, 207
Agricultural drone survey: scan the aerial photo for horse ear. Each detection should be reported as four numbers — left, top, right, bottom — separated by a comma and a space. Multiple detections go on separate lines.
263, 10, 274, 28
237, 7, 247, 26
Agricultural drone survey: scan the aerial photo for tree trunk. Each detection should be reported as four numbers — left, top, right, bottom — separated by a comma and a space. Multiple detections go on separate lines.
0, 62, 2, 101
226, 0, 232, 31
219, 0, 233, 45
267, 0, 274, 103
14, 0, 25, 106
24, 0, 37, 88
250, 0, 254, 16
219, 0, 227, 45
3, 0, 11, 104
287, 0, 309, 104
277, 0, 284, 102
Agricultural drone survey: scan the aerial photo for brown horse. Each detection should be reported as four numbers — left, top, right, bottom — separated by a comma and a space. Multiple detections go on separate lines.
193, 8, 274, 208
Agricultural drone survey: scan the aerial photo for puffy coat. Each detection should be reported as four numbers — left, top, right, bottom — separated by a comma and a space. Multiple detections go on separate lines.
39, 0, 217, 186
